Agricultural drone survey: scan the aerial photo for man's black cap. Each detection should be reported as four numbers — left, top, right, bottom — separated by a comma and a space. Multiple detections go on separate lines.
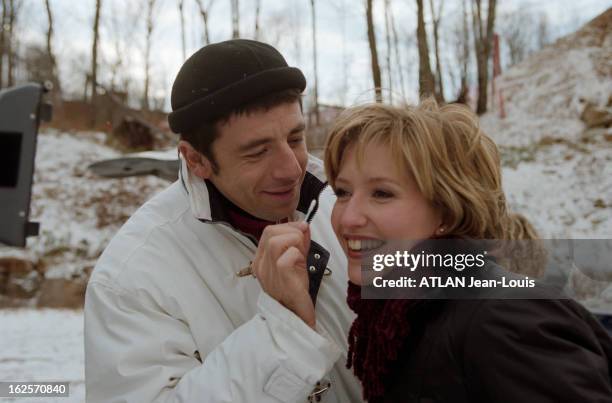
168, 39, 306, 134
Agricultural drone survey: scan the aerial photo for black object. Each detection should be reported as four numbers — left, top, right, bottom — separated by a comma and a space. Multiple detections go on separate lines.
168, 39, 306, 134
0, 83, 52, 247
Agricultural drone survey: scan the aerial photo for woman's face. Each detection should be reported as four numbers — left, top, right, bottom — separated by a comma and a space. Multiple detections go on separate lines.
331, 141, 442, 285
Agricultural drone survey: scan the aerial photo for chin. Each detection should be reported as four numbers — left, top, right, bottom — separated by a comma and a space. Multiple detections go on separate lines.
348, 266, 363, 286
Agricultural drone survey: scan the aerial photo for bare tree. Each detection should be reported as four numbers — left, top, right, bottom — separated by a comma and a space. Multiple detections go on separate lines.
389, 0, 406, 102
499, 9, 531, 66
178, 0, 186, 60
416, 0, 434, 98
143, 0, 158, 111
194, 0, 215, 45
383, 0, 392, 102
455, 0, 470, 104
428, 0, 444, 102
106, 0, 139, 96
310, 0, 320, 123
0, 0, 6, 88
44, 0, 61, 95
90, 0, 101, 109
254, 0, 261, 40
5, 0, 22, 86
537, 12, 549, 49
366, 0, 382, 102
230, 0, 239, 39
471, 0, 496, 115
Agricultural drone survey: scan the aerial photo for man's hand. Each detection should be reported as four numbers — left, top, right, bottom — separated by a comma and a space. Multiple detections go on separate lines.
252, 222, 315, 328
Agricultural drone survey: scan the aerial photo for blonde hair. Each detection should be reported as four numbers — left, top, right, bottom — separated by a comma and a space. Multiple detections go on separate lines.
324, 98, 545, 276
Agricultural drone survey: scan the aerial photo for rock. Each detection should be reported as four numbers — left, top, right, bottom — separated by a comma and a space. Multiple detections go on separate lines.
37, 277, 88, 309
580, 102, 612, 129
0, 257, 42, 301
110, 116, 155, 151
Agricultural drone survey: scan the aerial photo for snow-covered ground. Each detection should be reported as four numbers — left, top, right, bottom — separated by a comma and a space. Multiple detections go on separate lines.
0, 309, 84, 403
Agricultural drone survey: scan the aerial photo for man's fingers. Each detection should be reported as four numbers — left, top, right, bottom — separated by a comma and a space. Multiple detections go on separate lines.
276, 246, 306, 272
268, 233, 304, 259
260, 222, 308, 243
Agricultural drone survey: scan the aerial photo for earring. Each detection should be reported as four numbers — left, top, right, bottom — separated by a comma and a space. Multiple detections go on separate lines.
438, 226, 446, 234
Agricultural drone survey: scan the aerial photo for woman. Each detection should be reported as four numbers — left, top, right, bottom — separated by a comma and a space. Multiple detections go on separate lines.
323, 99, 612, 402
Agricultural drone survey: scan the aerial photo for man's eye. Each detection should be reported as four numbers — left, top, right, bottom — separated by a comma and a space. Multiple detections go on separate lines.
373, 189, 394, 199
246, 149, 267, 158
289, 137, 304, 145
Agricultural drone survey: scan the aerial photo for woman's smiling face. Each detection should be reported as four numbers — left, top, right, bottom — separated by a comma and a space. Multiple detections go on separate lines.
331, 141, 442, 285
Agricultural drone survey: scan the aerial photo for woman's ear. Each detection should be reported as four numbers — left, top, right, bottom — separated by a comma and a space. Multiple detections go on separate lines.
178, 140, 213, 179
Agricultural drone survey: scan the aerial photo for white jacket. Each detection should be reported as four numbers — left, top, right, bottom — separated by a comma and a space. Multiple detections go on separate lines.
84, 156, 362, 403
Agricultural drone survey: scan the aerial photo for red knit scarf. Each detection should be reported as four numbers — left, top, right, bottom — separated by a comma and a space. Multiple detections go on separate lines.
346, 282, 416, 403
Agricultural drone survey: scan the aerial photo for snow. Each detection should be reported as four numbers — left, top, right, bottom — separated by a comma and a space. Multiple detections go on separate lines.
479, 15, 612, 238
0, 309, 84, 403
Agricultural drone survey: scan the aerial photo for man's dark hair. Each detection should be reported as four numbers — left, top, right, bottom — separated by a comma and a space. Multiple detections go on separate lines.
180, 88, 303, 174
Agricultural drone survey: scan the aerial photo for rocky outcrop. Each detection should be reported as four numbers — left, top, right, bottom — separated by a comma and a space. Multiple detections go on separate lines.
0, 256, 91, 308
580, 100, 612, 128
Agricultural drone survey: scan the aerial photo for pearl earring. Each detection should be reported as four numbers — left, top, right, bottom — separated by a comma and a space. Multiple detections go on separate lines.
438, 226, 446, 233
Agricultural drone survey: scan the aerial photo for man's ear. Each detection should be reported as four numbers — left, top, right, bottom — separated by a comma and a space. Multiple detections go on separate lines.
178, 140, 213, 179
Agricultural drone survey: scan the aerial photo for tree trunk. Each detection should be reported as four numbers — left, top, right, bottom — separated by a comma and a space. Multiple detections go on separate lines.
416, 0, 434, 99
310, 0, 319, 124
143, 0, 156, 111
230, 0, 239, 39
7, 0, 16, 86
178, 0, 186, 60
383, 0, 392, 102
429, 0, 444, 103
195, 0, 214, 45
254, 0, 261, 40
457, 0, 469, 103
472, 0, 496, 115
44, 0, 61, 95
366, 0, 382, 102
91, 0, 101, 103
0, 0, 6, 88
389, 0, 405, 102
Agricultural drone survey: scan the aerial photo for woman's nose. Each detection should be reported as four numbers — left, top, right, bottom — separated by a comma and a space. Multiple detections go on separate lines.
340, 195, 368, 228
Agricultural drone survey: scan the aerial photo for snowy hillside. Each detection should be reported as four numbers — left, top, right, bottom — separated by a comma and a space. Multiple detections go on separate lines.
481, 8, 612, 238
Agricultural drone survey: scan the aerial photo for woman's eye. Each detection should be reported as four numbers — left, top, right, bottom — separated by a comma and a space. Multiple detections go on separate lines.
373, 189, 394, 199
334, 188, 350, 198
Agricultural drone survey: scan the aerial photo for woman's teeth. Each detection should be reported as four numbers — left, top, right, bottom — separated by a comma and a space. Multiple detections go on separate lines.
347, 239, 385, 252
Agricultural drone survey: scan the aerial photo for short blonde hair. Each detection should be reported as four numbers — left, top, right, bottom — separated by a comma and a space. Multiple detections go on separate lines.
325, 98, 510, 238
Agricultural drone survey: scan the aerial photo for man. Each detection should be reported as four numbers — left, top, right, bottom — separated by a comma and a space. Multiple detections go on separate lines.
84, 39, 361, 402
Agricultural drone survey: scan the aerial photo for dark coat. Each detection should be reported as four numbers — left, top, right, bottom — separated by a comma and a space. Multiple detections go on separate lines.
382, 292, 612, 402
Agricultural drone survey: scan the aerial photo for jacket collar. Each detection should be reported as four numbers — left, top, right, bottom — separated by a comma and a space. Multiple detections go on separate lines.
179, 154, 328, 224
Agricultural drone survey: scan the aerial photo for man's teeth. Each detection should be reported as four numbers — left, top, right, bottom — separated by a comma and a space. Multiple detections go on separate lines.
347, 239, 385, 251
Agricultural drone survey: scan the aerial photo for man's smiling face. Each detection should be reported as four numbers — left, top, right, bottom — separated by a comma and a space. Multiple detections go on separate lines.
186, 101, 308, 222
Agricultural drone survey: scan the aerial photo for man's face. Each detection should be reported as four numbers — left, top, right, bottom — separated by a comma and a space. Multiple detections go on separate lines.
204, 101, 308, 222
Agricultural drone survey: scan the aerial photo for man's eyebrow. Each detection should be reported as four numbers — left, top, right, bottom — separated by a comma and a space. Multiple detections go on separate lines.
289, 122, 306, 134
237, 122, 306, 153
